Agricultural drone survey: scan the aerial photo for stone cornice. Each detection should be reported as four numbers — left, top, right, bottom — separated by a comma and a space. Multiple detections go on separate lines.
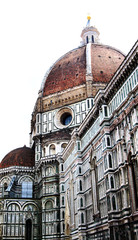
36, 154, 59, 171
0, 166, 35, 175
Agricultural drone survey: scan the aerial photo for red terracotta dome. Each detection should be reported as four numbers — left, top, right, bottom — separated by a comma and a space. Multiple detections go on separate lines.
42, 44, 125, 97
90, 44, 124, 83
0, 146, 35, 169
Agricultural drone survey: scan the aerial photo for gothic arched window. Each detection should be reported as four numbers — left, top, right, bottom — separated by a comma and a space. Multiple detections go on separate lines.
80, 198, 83, 207
107, 196, 111, 211
81, 213, 84, 223
61, 185, 64, 192
108, 154, 112, 168
4, 182, 8, 191
92, 35, 94, 43
79, 167, 82, 174
86, 36, 89, 43
110, 176, 114, 189
61, 164, 64, 172
62, 196, 64, 206
112, 196, 116, 210
107, 137, 111, 146
79, 180, 82, 191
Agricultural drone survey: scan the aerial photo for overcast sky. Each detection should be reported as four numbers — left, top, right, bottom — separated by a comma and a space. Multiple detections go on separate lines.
0, 0, 137, 160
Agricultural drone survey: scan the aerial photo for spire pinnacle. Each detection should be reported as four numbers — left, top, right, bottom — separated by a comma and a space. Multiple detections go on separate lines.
86, 14, 91, 27
80, 15, 100, 45
87, 15, 91, 21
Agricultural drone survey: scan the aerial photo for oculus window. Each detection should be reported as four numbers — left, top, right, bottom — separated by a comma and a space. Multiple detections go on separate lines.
60, 112, 72, 126
55, 107, 74, 129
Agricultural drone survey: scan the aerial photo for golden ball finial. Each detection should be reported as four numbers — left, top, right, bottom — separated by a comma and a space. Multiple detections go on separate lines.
87, 15, 91, 21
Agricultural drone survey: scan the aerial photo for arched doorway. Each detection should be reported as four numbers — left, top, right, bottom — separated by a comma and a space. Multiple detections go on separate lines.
25, 219, 32, 240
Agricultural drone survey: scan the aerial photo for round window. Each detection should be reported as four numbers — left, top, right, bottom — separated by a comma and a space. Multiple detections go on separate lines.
60, 112, 72, 126
54, 107, 73, 129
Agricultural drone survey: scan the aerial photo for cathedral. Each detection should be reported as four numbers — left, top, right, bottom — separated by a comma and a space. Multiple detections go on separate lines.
0, 16, 137, 240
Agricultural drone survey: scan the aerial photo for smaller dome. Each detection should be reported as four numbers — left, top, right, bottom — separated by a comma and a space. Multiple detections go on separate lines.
0, 146, 35, 169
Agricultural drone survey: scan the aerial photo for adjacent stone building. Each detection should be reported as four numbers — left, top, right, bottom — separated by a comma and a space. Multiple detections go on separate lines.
0, 16, 137, 240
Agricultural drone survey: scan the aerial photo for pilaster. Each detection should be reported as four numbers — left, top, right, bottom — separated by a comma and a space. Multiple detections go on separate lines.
86, 43, 93, 97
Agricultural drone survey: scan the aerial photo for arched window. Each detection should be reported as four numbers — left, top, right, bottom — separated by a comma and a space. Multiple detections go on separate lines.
79, 167, 82, 174
56, 197, 59, 207
46, 166, 54, 176
63, 223, 65, 232
112, 196, 116, 210
107, 196, 111, 211
81, 213, 84, 223
45, 201, 53, 210
77, 142, 81, 150
62, 196, 64, 206
61, 164, 64, 172
43, 147, 46, 157
49, 144, 56, 155
104, 106, 108, 117
61, 143, 67, 152
79, 180, 82, 191
107, 137, 111, 146
36, 114, 39, 123
62, 211, 65, 219
110, 176, 114, 188
4, 183, 7, 191
80, 198, 83, 207
108, 154, 112, 168
92, 35, 94, 43
106, 176, 109, 190
86, 36, 89, 44
8, 203, 20, 212
7, 204, 20, 225
23, 204, 37, 212
37, 125, 39, 134
61, 185, 64, 192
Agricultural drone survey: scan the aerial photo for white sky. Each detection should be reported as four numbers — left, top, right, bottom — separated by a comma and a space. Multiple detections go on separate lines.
0, 0, 137, 160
